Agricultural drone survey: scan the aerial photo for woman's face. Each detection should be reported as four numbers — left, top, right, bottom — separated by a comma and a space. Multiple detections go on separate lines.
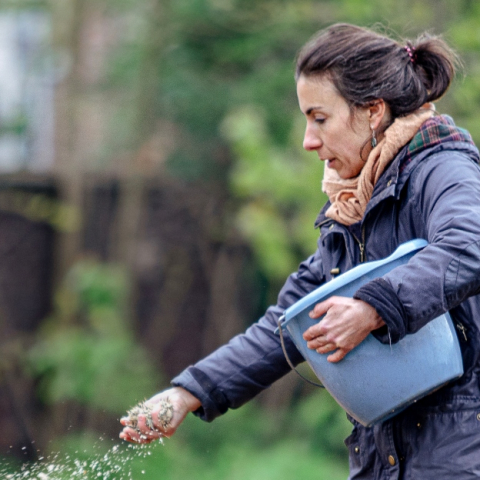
297, 75, 372, 179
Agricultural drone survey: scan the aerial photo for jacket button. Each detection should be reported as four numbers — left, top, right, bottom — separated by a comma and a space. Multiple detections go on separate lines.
354, 446, 360, 454
388, 455, 396, 466
476, 413, 480, 421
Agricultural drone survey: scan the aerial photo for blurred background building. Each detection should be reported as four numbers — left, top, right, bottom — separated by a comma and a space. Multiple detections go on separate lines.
0, 9, 54, 172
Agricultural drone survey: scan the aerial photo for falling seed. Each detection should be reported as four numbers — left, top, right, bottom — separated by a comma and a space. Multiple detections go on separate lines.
0, 438, 163, 479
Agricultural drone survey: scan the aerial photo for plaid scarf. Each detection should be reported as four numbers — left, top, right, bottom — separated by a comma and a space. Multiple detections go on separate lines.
400, 114, 475, 173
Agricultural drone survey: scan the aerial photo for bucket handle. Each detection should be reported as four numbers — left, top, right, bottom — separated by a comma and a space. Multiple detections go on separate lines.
277, 315, 325, 389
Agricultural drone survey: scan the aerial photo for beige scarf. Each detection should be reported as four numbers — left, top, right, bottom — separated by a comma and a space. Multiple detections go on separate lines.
322, 108, 435, 225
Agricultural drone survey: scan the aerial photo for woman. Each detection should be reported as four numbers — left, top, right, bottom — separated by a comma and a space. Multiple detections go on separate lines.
120, 24, 480, 478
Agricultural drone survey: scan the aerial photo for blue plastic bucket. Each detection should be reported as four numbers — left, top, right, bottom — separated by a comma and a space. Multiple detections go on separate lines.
278, 239, 464, 427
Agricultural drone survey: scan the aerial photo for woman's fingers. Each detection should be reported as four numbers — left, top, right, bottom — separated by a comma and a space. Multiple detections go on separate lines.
120, 387, 201, 444
302, 297, 385, 363
326, 348, 349, 363
120, 403, 170, 444
308, 298, 332, 320
305, 334, 335, 350
315, 342, 338, 354
119, 423, 161, 444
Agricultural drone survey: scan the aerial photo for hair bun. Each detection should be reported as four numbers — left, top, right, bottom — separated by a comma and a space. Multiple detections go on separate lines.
296, 24, 458, 118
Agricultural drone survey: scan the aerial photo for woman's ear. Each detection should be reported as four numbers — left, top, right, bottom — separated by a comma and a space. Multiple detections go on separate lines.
368, 100, 390, 130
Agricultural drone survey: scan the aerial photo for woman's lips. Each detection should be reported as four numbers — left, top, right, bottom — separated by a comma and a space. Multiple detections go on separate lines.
325, 158, 336, 168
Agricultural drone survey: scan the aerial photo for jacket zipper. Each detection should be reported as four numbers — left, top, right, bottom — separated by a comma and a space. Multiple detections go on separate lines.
317, 218, 366, 263
456, 322, 468, 342
352, 223, 367, 263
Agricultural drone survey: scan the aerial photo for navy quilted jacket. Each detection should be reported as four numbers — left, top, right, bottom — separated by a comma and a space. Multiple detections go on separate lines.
172, 116, 480, 479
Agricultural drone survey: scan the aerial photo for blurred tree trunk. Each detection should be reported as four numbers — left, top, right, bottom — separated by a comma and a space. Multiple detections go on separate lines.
51, 0, 86, 277
114, 0, 166, 267
47, 0, 99, 438
0, 207, 55, 459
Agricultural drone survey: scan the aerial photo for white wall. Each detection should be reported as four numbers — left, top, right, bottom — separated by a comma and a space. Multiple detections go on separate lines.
0, 9, 54, 173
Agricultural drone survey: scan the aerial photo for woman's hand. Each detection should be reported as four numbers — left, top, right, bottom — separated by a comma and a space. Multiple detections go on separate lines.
119, 387, 202, 444
303, 296, 385, 363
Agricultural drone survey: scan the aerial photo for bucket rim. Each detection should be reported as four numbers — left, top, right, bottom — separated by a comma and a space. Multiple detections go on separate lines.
280, 238, 428, 326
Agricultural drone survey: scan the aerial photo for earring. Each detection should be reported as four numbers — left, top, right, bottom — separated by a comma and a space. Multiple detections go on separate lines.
371, 128, 377, 148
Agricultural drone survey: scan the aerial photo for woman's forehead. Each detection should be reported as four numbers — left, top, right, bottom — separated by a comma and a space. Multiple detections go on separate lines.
297, 75, 346, 113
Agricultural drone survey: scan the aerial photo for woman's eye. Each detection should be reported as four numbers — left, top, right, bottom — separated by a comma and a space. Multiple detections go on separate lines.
315, 118, 325, 124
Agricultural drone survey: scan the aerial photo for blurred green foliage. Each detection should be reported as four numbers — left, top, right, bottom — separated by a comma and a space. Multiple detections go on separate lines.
27, 259, 161, 413
222, 106, 325, 280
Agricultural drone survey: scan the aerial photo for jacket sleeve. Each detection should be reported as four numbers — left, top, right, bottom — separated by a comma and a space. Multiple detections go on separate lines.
355, 147, 480, 343
170, 246, 326, 421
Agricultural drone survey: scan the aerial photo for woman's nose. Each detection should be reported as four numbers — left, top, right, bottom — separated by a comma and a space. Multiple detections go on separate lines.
303, 124, 322, 151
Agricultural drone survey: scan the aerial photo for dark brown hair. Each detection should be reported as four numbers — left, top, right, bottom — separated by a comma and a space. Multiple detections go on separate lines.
296, 23, 459, 119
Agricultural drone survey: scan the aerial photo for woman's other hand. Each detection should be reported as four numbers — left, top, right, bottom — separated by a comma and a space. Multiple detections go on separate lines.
303, 296, 385, 363
119, 387, 201, 444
